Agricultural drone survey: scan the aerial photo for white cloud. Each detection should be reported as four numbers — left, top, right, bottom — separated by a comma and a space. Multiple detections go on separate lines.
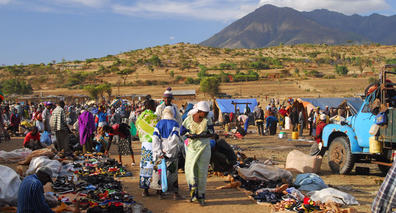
170, 36, 175, 40
0, 0, 12, 5
258, 0, 389, 15
52, 0, 108, 8
111, 0, 260, 21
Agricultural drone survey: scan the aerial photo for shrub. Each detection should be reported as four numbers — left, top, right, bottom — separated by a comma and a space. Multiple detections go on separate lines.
368, 77, 378, 84
305, 70, 324, 78
175, 75, 183, 81
0, 79, 33, 95
335, 65, 349, 76
200, 77, 220, 97
185, 77, 200, 85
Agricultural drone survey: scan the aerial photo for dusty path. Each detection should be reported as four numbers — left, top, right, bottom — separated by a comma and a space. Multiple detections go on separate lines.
0, 129, 383, 213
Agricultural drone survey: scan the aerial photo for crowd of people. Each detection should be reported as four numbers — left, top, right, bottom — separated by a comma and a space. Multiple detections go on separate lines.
0, 87, 217, 212
1, 89, 395, 212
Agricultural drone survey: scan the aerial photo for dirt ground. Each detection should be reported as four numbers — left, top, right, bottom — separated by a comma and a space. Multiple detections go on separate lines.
0, 128, 383, 213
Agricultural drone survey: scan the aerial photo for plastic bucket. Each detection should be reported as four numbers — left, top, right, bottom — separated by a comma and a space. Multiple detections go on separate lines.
292, 132, 299, 139
369, 136, 382, 154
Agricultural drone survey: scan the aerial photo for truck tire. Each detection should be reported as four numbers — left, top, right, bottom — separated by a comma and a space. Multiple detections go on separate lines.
328, 136, 355, 174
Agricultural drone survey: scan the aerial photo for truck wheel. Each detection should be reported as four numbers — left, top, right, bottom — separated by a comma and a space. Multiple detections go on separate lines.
328, 136, 355, 174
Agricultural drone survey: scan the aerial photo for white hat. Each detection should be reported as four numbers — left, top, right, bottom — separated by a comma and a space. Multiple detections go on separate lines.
162, 106, 174, 120
320, 114, 326, 121
197, 101, 210, 112
163, 87, 173, 98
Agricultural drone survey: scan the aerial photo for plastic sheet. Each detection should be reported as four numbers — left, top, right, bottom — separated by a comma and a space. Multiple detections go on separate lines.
307, 187, 359, 205
0, 165, 21, 206
0, 148, 32, 163
26, 156, 62, 177
237, 162, 293, 184
294, 173, 328, 191
40, 131, 52, 146
160, 158, 168, 192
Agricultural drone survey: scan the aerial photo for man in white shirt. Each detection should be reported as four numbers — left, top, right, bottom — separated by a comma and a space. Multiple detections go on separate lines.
155, 87, 182, 124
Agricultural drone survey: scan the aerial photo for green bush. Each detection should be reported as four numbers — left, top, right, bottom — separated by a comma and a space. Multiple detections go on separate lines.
305, 70, 324, 78
368, 77, 378, 84
200, 77, 220, 97
335, 65, 349, 76
185, 77, 200, 85
0, 79, 33, 94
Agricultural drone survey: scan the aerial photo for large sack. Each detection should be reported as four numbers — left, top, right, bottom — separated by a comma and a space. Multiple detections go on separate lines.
25, 156, 62, 177
0, 165, 21, 206
0, 148, 32, 163
18, 148, 54, 165
285, 150, 322, 174
237, 162, 293, 184
307, 187, 359, 205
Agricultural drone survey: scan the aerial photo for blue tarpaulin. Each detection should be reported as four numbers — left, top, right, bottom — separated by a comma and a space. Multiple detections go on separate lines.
216, 99, 258, 113
301, 98, 363, 114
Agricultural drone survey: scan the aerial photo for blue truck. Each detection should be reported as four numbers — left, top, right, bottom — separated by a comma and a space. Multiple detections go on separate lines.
322, 65, 396, 174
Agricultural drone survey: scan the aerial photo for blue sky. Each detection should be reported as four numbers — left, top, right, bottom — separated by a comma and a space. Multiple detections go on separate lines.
0, 0, 395, 65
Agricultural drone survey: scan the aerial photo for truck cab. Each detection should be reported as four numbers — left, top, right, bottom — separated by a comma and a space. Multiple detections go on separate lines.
321, 65, 396, 174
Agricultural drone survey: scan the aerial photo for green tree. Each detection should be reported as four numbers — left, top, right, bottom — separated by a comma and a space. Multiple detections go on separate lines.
0, 79, 33, 95
197, 64, 208, 78
96, 83, 112, 101
335, 65, 349, 76
169, 70, 175, 78
84, 85, 99, 100
200, 77, 220, 97
117, 68, 135, 85
148, 55, 162, 67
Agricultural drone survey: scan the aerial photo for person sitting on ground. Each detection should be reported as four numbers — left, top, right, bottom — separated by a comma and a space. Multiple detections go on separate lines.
17, 167, 54, 213
310, 114, 327, 156
23, 126, 44, 150
103, 123, 136, 166
238, 113, 249, 133
8, 108, 21, 136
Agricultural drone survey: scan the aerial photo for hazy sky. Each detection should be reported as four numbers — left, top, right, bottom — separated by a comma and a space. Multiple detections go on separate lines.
0, 0, 395, 65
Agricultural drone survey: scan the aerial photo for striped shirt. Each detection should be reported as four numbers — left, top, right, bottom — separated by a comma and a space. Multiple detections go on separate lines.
17, 174, 54, 213
372, 161, 396, 213
50, 106, 67, 131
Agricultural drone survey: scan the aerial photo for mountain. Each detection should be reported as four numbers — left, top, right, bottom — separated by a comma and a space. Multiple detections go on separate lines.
200, 4, 396, 48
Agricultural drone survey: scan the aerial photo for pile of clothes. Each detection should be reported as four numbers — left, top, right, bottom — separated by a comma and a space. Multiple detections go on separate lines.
250, 173, 359, 212
219, 146, 359, 213
52, 153, 135, 212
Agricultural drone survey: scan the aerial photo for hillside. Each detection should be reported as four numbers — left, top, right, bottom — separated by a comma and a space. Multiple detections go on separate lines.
0, 43, 396, 100
200, 4, 396, 48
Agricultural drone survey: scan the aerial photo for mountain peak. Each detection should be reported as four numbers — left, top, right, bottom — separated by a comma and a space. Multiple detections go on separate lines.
200, 6, 396, 48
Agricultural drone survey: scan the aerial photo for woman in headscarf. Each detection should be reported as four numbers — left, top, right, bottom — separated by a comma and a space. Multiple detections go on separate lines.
151, 106, 181, 200
136, 99, 159, 197
78, 108, 95, 153
182, 101, 214, 205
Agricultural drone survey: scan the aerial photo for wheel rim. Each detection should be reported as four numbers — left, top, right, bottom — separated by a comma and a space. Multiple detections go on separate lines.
331, 143, 346, 168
